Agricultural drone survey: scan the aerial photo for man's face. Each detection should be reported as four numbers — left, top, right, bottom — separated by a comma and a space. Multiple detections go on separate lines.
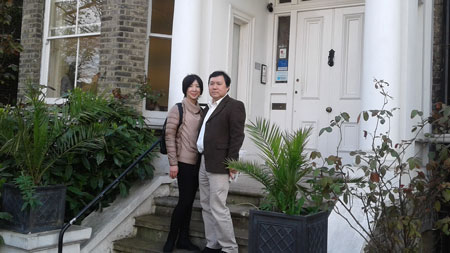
209, 75, 229, 102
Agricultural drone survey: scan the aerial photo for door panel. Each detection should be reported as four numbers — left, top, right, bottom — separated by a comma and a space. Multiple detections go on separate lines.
293, 7, 364, 159
293, 9, 332, 152
329, 7, 364, 158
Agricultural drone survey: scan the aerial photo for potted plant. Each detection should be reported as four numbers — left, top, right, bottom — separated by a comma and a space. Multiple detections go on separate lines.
0, 84, 107, 233
227, 118, 342, 253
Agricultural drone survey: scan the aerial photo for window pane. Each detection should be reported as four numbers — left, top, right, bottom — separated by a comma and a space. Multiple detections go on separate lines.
275, 16, 290, 83
150, 0, 174, 34
47, 36, 100, 98
78, 0, 102, 34
147, 37, 171, 111
77, 36, 100, 93
50, 0, 102, 36
280, 0, 291, 3
47, 38, 78, 98
50, 0, 77, 36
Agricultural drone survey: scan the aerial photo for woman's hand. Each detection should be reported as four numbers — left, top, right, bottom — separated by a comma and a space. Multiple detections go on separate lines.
169, 165, 179, 179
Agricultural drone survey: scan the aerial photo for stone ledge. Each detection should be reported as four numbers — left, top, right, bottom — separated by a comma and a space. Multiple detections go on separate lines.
80, 174, 173, 252
0, 225, 91, 253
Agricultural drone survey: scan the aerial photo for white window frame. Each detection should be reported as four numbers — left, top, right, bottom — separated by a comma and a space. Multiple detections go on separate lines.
40, 0, 101, 104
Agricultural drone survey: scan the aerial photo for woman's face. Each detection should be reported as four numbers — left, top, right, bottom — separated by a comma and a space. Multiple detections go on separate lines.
186, 80, 201, 100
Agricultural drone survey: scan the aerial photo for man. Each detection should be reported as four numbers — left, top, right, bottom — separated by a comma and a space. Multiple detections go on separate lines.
197, 71, 246, 253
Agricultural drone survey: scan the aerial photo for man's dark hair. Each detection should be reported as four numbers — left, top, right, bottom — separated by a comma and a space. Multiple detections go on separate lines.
209, 71, 231, 87
182, 74, 204, 97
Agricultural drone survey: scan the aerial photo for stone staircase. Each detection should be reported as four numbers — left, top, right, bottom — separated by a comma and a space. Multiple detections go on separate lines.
113, 176, 265, 253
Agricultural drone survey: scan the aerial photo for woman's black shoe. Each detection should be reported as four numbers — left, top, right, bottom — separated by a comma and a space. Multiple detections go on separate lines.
163, 240, 175, 252
176, 238, 200, 251
163, 230, 178, 252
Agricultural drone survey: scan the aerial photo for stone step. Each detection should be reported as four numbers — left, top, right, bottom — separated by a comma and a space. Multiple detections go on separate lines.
114, 236, 248, 253
113, 237, 202, 253
169, 183, 263, 208
113, 178, 262, 253
153, 196, 254, 228
135, 214, 248, 248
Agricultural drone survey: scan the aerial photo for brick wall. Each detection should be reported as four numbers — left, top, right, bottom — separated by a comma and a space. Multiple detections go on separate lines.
18, 0, 45, 98
18, 0, 148, 111
432, 0, 445, 104
98, 0, 149, 111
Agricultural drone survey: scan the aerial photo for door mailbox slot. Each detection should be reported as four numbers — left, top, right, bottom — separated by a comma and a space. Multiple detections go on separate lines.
272, 103, 287, 110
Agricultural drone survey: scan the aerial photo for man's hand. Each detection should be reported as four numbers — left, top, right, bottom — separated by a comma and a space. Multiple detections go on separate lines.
229, 168, 238, 180
169, 165, 178, 179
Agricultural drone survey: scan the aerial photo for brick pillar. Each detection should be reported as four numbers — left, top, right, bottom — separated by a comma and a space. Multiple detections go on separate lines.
98, 0, 148, 111
17, 0, 45, 98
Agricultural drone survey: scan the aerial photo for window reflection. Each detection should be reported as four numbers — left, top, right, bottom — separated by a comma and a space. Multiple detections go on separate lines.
49, 0, 102, 37
146, 0, 174, 111
77, 37, 100, 93
147, 37, 171, 111
50, 0, 77, 36
47, 38, 77, 97
46, 0, 101, 98
150, 0, 174, 34
78, 0, 102, 34
275, 16, 290, 84
46, 36, 100, 98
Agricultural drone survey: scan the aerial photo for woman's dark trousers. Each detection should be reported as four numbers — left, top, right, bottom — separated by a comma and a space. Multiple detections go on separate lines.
163, 161, 200, 252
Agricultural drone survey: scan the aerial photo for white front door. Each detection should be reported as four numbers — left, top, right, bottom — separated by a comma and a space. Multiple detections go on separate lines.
293, 6, 364, 158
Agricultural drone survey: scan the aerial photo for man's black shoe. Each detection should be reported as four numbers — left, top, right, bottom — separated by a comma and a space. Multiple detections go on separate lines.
201, 247, 222, 253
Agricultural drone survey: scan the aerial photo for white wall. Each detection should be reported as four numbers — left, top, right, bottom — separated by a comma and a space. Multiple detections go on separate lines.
198, 0, 269, 118
398, 0, 434, 159
196, 0, 270, 156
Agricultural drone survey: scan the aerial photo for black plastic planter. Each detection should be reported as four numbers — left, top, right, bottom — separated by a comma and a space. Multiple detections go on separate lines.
1, 183, 66, 233
248, 209, 328, 253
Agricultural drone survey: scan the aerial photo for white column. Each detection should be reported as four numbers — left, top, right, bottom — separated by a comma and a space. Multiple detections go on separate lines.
168, 0, 202, 107
360, 0, 402, 150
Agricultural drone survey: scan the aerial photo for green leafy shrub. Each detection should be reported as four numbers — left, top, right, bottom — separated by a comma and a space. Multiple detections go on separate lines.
45, 89, 157, 219
0, 0, 23, 105
0, 87, 157, 221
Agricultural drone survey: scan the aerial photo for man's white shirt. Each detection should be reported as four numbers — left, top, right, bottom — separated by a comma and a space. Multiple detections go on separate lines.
196, 95, 228, 153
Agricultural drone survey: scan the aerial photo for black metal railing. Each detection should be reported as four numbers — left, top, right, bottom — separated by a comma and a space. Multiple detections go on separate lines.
57, 139, 161, 253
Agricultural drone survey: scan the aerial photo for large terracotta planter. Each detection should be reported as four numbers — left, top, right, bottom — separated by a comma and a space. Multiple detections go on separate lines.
1, 183, 66, 233
248, 209, 329, 253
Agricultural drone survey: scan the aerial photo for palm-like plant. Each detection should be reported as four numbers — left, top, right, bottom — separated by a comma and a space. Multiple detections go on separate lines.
227, 118, 314, 215
0, 85, 109, 186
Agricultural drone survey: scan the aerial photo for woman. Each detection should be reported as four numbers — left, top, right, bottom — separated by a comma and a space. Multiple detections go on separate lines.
163, 74, 204, 252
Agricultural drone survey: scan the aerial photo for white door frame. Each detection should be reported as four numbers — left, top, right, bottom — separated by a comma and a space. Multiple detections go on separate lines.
227, 6, 255, 115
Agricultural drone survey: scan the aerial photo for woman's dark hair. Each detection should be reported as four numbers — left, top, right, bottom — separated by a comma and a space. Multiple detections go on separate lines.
208, 71, 231, 87
182, 74, 204, 97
